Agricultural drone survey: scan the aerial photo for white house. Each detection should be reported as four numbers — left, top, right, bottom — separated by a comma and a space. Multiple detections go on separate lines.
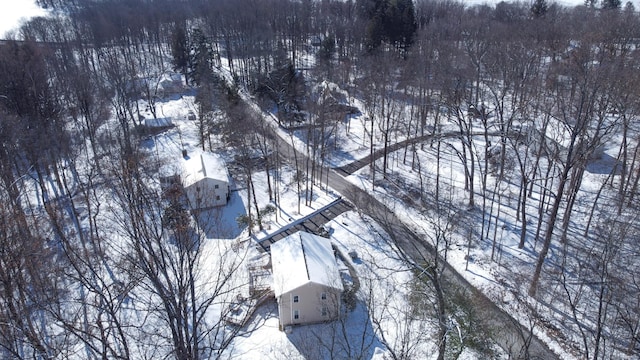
158, 72, 184, 96
182, 152, 230, 210
271, 231, 343, 328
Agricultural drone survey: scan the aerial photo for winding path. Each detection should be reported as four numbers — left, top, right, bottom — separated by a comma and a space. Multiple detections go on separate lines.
333, 130, 513, 176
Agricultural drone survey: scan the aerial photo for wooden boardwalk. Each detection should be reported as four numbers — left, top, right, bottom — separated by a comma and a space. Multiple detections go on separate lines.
255, 197, 353, 252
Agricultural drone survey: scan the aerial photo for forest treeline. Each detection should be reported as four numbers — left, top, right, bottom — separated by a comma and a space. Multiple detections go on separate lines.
0, 0, 639, 358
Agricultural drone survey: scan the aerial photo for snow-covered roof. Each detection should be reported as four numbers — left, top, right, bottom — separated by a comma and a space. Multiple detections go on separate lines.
271, 231, 343, 297
144, 117, 173, 128
182, 152, 229, 187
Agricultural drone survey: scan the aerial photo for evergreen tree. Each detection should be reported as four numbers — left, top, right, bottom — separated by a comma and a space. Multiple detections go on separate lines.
358, 0, 417, 52
171, 25, 189, 85
317, 34, 336, 62
530, 0, 548, 18
384, 0, 417, 51
624, 1, 635, 12
358, 0, 384, 18
602, 0, 622, 9
189, 28, 214, 87
365, 13, 385, 50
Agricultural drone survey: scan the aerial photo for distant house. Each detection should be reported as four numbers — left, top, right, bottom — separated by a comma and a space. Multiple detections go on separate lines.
271, 231, 343, 328
158, 72, 184, 96
182, 152, 230, 210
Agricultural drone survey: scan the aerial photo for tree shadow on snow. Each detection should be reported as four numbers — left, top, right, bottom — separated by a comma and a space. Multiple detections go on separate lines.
284, 300, 384, 360
193, 190, 247, 239
586, 152, 622, 175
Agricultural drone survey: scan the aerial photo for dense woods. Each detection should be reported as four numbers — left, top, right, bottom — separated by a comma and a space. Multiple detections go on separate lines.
1, 0, 640, 358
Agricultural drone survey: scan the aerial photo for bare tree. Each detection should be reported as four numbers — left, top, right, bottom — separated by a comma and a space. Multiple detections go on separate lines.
108, 152, 249, 359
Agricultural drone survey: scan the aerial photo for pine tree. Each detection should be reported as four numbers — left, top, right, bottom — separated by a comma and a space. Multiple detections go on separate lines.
365, 14, 385, 51
359, 0, 417, 52
384, 0, 417, 51
189, 28, 214, 87
171, 25, 189, 85
317, 34, 336, 61
530, 0, 548, 18
602, 0, 622, 9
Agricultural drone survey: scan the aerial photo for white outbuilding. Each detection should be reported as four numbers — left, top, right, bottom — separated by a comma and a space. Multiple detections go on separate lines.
182, 152, 230, 210
271, 231, 343, 328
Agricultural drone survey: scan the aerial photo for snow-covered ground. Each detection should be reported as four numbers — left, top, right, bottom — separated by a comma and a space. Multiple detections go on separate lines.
228, 210, 494, 359
3, 1, 635, 358
136, 96, 423, 359
141, 93, 341, 231
206, 52, 573, 356
295, 86, 632, 359
82, 45, 636, 357
127, 69, 506, 358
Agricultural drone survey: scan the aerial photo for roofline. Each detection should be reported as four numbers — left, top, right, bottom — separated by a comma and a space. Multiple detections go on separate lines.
300, 237, 311, 282
271, 231, 344, 296
200, 154, 208, 178
275, 280, 343, 297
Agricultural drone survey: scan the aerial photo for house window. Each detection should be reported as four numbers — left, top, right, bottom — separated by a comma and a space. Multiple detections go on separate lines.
293, 295, 299, 303
321, 293, 327, 300
321, 307, 328, 317
216, 195, 220, 201
215, 184, 219, 189
294, 310, 299, 320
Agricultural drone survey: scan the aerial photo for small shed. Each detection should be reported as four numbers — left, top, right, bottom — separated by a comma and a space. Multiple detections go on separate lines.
182, 152, 230, 210
271, 231, 343, 328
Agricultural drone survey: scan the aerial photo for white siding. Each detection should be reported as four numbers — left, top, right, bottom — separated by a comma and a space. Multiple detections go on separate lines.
181, 153, 230, 210
277, 284, 341, 327
271, 231, 344, 327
